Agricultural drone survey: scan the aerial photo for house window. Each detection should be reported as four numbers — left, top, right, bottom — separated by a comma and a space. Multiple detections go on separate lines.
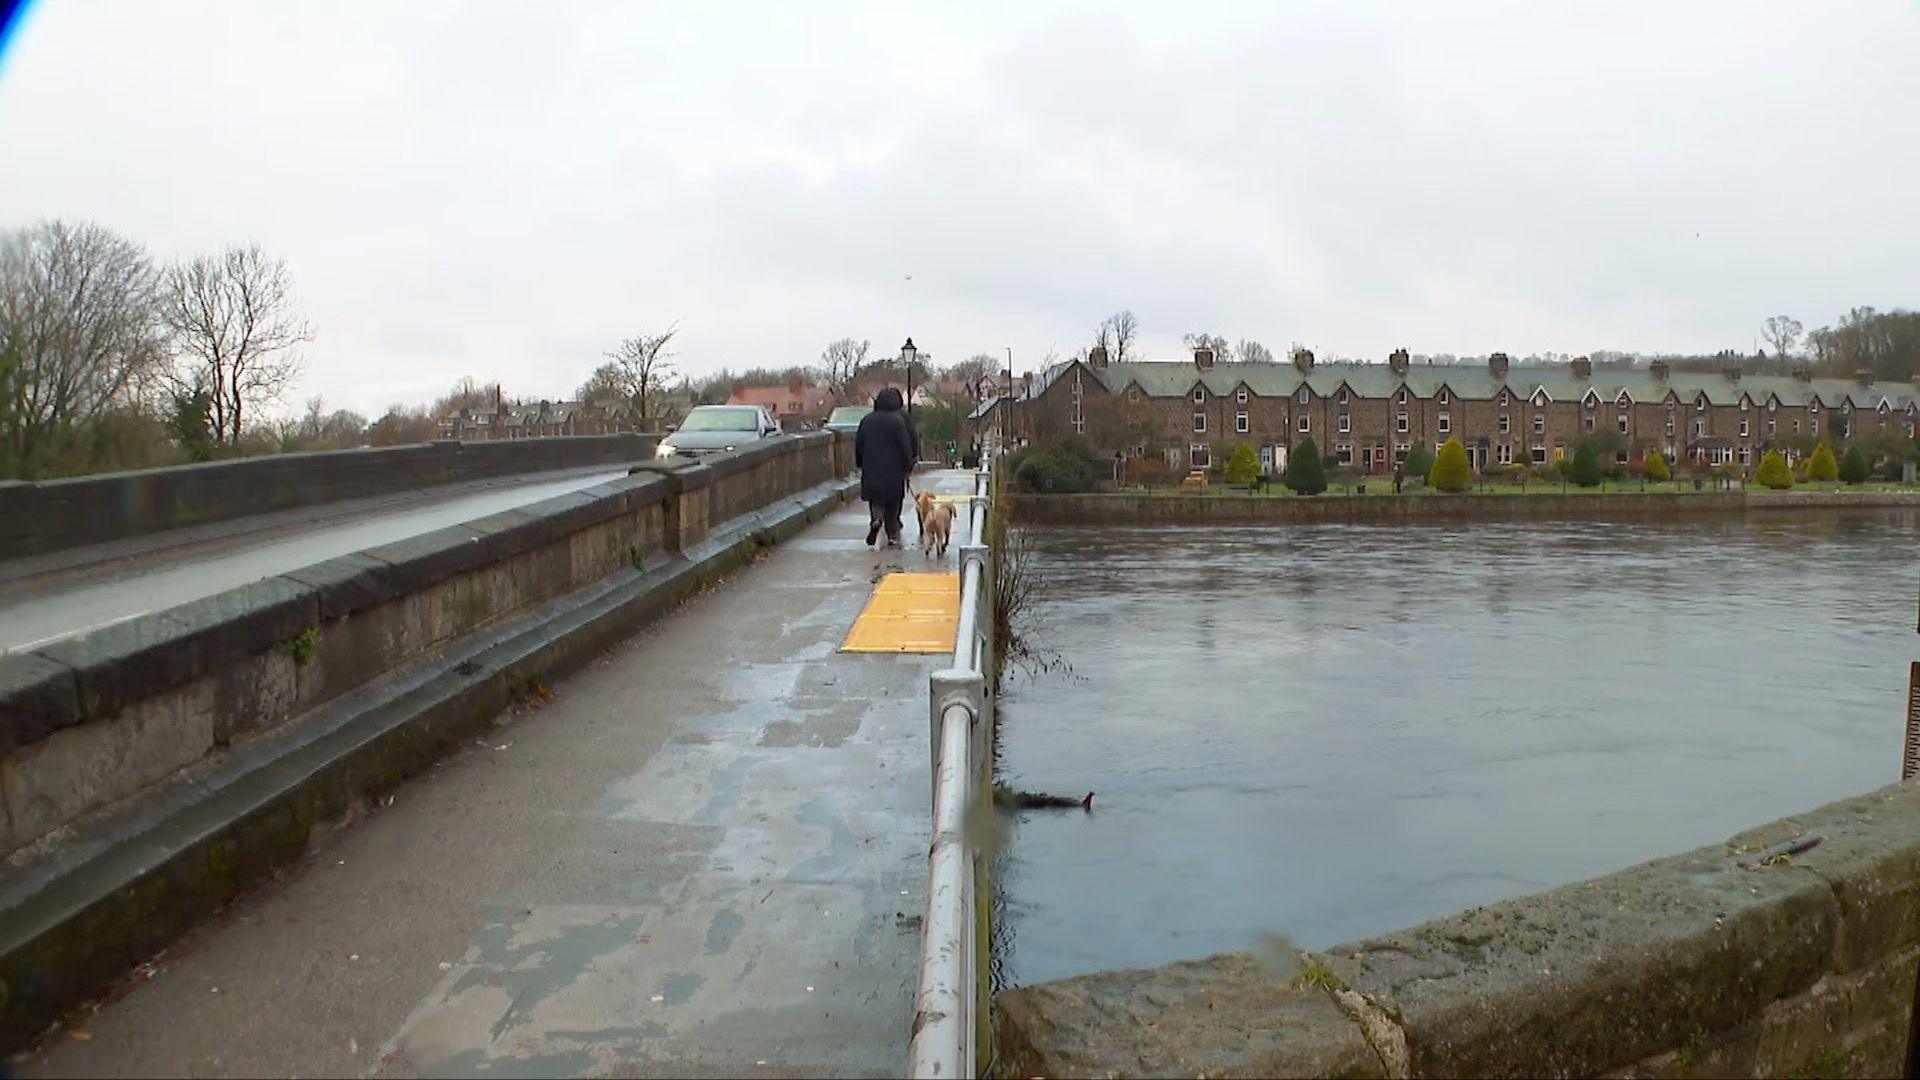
1438, 412, 1451, 434
1697, 398, 1706, 412
1532, 445, 1548, 464
1793, 418, 1802, 433
1338, 413, 1351, 433
1769, 400, 1777, 412
1811, 401, 1822, 413
1665, 417, 1675, 437
1738, 447, 1752, 466
1397, 412, 1409, 433
1190, 443, 1211, 468
1394, 442, 1410, 462
1398, 390, 1408, 404
1298, 414, 1310, 433
1584, 415, 1595, 432
1767, 418, 1776, 435
1617, 413, 1629, 434
1192, 388, 1205, 404
1810, 417, 1819, 435
1299, 387, 1309, 405
1739, 418, 1749, 437
1192, 412, 1206, 433
1693, 419, 1705, 437
1337, 389, 1348, 404
1236, 388, 1248, 404
1235, 411, 1249, 434
1438, 390, 1450, 405
1498, 413, 1510, 434
1335, 443, 1353, 465
1497, 443, 1513, 465
1533, 414, 1545, 434
1740, 400, 1750, 412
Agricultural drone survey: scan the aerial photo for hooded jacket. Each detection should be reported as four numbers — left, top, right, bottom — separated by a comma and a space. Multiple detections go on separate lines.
854, 387, 916, 503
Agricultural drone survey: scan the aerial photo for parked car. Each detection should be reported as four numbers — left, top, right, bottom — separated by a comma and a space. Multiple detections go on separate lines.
823, 405, 871, 435
657, 405, 782, 458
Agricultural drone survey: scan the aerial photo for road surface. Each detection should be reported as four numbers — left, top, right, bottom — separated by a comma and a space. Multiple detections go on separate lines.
0, 467, 632, 654
17, 472, 974, 1078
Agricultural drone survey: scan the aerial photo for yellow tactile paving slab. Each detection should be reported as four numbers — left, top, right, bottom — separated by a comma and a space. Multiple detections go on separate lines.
841, 572, 961, 653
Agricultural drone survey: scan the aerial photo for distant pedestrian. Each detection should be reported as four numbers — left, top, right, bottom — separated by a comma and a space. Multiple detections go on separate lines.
855, 386, 916, 548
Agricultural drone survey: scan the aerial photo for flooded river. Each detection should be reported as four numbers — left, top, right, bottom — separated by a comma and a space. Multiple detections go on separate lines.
992, 510, 1920, 988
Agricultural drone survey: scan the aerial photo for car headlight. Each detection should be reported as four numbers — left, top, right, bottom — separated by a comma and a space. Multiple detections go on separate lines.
723, 445, 735, 452
657, 443, 676, 458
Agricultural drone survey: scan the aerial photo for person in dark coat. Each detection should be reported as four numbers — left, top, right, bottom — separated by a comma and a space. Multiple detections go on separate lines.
854, 387, 916, 547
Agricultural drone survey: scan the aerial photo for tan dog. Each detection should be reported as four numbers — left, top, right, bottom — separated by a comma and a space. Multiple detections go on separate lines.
920, 501, 955, 558
913, 490, 937, 534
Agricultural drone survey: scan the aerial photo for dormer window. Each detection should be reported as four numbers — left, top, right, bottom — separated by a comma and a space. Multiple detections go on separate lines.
1500, 390, 1510, 405
1768, 399, 1776, 412
1740, 399, 1750, 412
1696, 398, 1706, 412
1398, 389, 1408, 404
1811, 401, 1821, 413
1337, 389, 1349, 404
1299, 387, 1309, 405
1235, 387, 1249, 405
1438, 390, 1450, 405
1192, 387, 1205, 404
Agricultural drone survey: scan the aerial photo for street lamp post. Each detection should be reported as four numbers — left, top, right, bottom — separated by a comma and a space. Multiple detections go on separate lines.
900, 338, 918, 460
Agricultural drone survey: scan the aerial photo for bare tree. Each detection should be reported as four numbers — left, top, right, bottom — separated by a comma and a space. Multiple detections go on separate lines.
1182, 332, 1232, 360
163, 244, 314, 445
821, 337, 870, 403
1761, 315, 1803, 362
1237, 339, 1275, 364
0, 220, 168, 473
1093, 310, 1139, 363
603, 322, 681, 428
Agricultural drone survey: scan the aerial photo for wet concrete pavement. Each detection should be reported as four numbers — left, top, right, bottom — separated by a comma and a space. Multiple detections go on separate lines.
0, 467, 631, 654
17, 471, 974, 1078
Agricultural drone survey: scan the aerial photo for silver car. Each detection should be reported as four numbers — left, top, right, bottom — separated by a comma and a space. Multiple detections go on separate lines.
657, 405, 782, 459
823, 405, 872, 435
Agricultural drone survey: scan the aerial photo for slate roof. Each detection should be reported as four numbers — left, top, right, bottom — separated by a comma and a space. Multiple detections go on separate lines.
1089, 358, 1911, 409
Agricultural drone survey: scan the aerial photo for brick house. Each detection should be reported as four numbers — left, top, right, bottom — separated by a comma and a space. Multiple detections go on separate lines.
968, 346, 1919, 475
728, 377, 835, 430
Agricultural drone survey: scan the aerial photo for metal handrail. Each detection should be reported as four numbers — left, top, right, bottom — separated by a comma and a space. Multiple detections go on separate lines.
907, 463, 992, 1078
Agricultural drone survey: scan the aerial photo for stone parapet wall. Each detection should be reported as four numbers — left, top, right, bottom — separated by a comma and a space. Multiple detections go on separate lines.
995, 780, 1920, 1079
0, 433, 661, 560
1008, 489, 1920, 526
0, 433, 839, 857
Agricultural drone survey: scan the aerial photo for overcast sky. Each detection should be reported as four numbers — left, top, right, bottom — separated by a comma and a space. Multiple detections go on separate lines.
2, 1, 1917, 417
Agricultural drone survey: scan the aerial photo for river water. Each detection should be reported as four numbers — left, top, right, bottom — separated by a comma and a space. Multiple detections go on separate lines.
992, 510, 1920, 989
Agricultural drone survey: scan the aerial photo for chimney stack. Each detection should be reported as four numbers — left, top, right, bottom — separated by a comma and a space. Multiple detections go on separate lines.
1194, 346, 1215, 371
1292, 347, 1315, 374
788, 374, 804, 395
1855, 369, 1875, 386
1488, 352, 1509, 379
1723, 364, 1742, 383
1089, 344, 1109, 369
1650, 360, 1670, 382
1021, 372, 1033, 396
1571, 356, 1592, 380
1388, 348, 1410, 376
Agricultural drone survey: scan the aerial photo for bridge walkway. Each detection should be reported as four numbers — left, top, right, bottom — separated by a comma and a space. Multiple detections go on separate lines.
18, 471, 977, 1079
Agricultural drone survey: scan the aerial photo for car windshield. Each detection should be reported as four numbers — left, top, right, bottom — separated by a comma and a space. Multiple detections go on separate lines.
677, 408, 760, 433
828, 407, 871, 425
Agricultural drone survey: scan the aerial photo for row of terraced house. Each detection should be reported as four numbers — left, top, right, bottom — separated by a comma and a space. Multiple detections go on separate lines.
968, 345, 1920, 475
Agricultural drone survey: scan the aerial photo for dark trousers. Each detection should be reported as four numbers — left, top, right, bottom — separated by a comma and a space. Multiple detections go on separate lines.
868, 496, 904, 541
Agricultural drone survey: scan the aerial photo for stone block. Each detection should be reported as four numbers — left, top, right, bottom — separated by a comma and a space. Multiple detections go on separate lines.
995, 952, 1384, 1079
0, 653, 80, 755
34, 577, 317, 721
361, 524, 502, 595
282, 553, 397, 620
209, 648, 299, 746
1730, 782, 1920, 973
1318, 844, 1838, 1077
2, 679, 215, 846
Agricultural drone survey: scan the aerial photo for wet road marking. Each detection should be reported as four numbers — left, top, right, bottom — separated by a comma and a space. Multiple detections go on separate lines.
840, 572, 959, 653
